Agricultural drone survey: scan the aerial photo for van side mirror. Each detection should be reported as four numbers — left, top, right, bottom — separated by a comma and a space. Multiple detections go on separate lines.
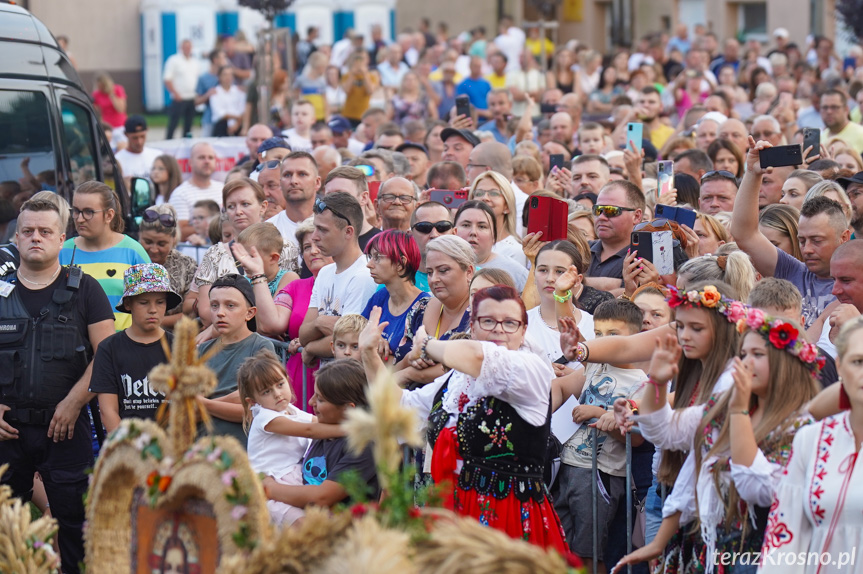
130, 177, 154, 217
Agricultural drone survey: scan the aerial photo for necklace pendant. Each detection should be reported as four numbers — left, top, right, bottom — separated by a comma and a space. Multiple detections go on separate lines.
457, 392, 470, 412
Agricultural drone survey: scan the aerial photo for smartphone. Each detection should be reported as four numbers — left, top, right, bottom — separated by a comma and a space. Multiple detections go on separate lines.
540, 102, 558, 114
368, 180, 382, 202
626, 122, 643, 154
844, 56, 856, 72
654, 203, 696, 229
630, 231, 674, 275
657, 160, 674, 201
759, 144, 803, 169
527, 195, 569, 241
549, 154, 565, 172
455, 95, 471, 119
802, 128, 821, 161
430, 189, 469, 209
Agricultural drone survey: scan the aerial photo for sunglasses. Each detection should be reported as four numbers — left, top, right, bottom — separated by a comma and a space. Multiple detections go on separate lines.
412, 220, 454, 234
700, 170, 738, 183
314, 197, 352, 226
355, 164, 375, 177
634, 218, 672, 232
593, 205, 636, 218
142, 209, 176, 227
254, 159, 282, 173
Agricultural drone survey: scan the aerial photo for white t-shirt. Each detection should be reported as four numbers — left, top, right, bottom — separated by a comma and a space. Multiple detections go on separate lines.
115, 147, 161, 179
526, 306, 594, 366
282, 128, 313, 153
347, 137, 366, 156
266, 210, 303, 251
162, 53, 201, 100
817, 318, 838, 359
308, 254, 378, 316
169, 179, 224, 221
247, 404, 313, 478
492, 235, 527, 267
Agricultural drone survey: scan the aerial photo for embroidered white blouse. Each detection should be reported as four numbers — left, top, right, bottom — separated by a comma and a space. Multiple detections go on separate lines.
761, 412, 863, 574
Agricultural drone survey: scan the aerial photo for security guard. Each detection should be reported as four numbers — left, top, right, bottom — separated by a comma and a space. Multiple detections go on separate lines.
0, 198, 114, 574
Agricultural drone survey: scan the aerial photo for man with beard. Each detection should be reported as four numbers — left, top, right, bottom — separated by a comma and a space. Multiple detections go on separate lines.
614, 87, 674, 150
820, 89, 863, 154
267, 152, 320, 251
172, 142, 224, 239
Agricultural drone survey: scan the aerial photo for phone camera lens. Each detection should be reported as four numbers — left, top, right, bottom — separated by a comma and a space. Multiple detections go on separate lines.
531, 197, 538, 208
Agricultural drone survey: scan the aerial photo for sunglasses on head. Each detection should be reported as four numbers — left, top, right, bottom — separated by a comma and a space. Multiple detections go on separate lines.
314, 197, 352, 225
634, 218, 674, 232
700, 170, 738, 183
592, 205, 636, 218
355, 164, 375, 177
412, 220, 454, 234
254, 159, 282, 173
142, 209, 176, 227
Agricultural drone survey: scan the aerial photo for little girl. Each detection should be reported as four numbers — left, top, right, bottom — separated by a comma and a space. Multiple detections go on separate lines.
237, 350, 345, 525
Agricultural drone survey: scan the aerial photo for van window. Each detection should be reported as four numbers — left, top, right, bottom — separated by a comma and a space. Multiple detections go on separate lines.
0, 90, 54, 197
60, 99, 98, 187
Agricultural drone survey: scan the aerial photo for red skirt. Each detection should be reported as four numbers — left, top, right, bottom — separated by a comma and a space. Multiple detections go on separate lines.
432, 427, 571, 556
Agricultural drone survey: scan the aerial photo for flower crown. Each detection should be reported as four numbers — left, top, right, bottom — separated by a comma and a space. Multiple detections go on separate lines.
666, 285, 824, 376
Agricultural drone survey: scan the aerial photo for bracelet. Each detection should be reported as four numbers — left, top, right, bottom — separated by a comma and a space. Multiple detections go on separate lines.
619, 293, 631, 301
553, 289, 573, 303
251, 279, 267, 286
419, 335, 433, 362
644, 376, 664, 402
574, 342, 589, 363
731, 410, 750, 416
248, 273, 266, 281
626, 398, 639, 414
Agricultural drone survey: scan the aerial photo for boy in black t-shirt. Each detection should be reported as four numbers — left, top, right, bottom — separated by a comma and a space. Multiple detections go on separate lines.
90, 264, 182, 431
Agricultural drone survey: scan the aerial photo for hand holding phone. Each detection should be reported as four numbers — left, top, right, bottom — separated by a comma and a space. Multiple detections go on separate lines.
626, 123, 643, 155
802, 128, 821, 162
549, 154, 565, 172
455, 95, 471, 120
759, 144, 803, 169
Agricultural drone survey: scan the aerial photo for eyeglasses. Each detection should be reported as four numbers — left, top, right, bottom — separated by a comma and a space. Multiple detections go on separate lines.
254, 159, 282, 172
72, 207, 104, 221
314, 197, 352, 226
379, 193, 416, 204
474, 316, 524, 333
367, 251, 389, 264
592, 205, 636, 218
473, 189, 503, 199
142, 209, 176, 228
355, 165, 375, 177
700, 170, 738, 184
412, 220, 454, 234
751, 131, 777, 139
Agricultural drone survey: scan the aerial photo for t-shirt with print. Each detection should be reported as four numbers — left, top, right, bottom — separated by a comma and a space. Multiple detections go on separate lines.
308, 255, 378, 317
199, 332, 275, 447
773, 247, 835, 330
561, 362, 647, 476
89, 330, 172, 420
302, 436, 379, 502
247, 404, 314, 478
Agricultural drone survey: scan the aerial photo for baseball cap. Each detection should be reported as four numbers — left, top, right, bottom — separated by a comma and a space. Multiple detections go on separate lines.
773, 28, 790, 39
258, 136, 290, 155
440, 127, 480, 148
116, 263, 182, 313
396, 142, 430, 157
124, 115, 147, 134
328, 116, 352, 134
837, 171, 863, 189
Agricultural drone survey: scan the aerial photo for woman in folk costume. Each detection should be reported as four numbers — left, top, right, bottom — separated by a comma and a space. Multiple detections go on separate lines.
760, 315, 863, 574
361, 285, 569, 555
615, 284, 823, 574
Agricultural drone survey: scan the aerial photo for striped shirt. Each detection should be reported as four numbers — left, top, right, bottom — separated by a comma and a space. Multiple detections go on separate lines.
59, 235, 151, 331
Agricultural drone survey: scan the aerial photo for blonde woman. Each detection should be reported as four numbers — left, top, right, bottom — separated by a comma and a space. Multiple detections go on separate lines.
694, 212, 729, 256
468, 171, 525, 266
804, 180, 854, 221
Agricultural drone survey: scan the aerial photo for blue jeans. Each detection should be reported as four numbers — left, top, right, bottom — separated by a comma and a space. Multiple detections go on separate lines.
645, 475, 664, 545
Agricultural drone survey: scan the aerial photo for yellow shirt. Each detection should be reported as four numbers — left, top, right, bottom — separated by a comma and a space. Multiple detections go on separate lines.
525, 37, 555, 58
648, 123, 676, 151
486, 73, 507, 90
822, 121, 863, 155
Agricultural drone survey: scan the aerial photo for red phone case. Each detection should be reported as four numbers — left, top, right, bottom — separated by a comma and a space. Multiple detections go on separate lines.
527, 196, 568, 241
368, 180, 381, 201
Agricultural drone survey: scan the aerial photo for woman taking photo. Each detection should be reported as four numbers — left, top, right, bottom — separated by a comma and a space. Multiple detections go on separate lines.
362, 230, 429, 361
60, 181, 150, 331
138, 204, 197, 327
454, 201, 528, 292
467, 172, 525, 266
760, 316, 863, 574
362, 286, 569, 553
398, 235, 474, 387
150, 154, 183, 205
194, 178, 298, 326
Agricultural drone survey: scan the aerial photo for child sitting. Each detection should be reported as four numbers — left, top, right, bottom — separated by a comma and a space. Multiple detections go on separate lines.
90, 263, 182, 432
233, 222, 298, 297
553, 299, 647, 573
238, 350, 345, 525
331, 314, 368, 363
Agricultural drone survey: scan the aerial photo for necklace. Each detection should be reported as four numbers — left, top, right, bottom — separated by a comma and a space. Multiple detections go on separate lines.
538, 306, 559, 331
18, 266, 61, 287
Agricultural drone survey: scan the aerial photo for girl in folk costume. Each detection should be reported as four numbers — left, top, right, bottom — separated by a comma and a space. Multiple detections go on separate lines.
613, 285, 823, 574
760, 316, 863, 574
360, 285, 570, 554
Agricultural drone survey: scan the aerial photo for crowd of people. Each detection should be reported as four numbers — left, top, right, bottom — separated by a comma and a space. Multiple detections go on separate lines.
4, 15, 863, 574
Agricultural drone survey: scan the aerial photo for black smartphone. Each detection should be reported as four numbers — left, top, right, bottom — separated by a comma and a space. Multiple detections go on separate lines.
540, 102, 558, 114
760, 144, 803, 169
802, 128, 820, 161
455, 95, 471, 119
549, 154, 565, 172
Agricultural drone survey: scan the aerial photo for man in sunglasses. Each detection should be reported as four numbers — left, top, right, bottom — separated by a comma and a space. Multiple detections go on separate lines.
410, 201, 455, 291
699, 170, 739, 215
323, 166, 381, 250
585, 181, 645, 288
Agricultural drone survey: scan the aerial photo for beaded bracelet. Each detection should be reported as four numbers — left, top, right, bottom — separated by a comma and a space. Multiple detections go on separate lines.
248, 273, 266, 281
251, 278, 267, 286
419, 335, 433, 362
574, 342, 589, 363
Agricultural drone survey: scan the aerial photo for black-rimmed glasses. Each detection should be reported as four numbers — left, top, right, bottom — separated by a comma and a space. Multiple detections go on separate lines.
474, 316, 524, 333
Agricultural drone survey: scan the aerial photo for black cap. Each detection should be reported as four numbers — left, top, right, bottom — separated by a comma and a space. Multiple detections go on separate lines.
396, 142, 429, 156
211, 273, 258, 331
440, 127, 480, 148
124, 115, 147, 134
837, 171, 863, 189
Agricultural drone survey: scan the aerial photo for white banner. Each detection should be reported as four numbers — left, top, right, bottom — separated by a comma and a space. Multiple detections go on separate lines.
147, 137, 249, 181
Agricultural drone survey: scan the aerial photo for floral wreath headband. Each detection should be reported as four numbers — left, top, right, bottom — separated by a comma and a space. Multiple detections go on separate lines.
666, 285, 825, 377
